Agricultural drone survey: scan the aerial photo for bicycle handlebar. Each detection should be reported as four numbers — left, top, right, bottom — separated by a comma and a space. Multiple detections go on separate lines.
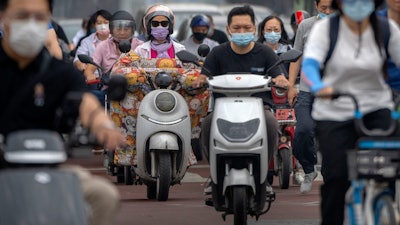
316, 92, 400, 137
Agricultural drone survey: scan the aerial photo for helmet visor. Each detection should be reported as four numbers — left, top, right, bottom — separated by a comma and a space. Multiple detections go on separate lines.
111, 20, 134, 29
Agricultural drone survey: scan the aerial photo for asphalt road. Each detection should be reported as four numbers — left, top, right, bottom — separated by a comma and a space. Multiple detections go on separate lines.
68, 153, 323, 225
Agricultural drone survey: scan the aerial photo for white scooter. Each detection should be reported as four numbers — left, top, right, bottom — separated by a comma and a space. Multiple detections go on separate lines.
99, 40, 194, 201
133, 71, 192, 201
178, 48, 302, 225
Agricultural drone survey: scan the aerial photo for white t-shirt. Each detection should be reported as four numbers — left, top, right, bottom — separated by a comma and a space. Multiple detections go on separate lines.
303, 17, 400, 121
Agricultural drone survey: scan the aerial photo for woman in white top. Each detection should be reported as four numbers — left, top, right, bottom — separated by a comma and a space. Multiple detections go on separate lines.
301, 0, 400, 224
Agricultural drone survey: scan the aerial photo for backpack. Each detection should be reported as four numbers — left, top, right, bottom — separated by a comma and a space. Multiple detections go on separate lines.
322, 14, 391, 75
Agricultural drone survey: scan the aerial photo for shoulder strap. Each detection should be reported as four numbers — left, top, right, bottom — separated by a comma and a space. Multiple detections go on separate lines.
323, 14, 340, 67
377, 16, 390, 59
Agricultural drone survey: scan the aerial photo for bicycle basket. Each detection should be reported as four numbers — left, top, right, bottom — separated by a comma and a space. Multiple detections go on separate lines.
347, 137, 400, 180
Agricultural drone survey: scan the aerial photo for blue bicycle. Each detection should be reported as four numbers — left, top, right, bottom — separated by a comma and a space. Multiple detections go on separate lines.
326, 92, 400, 225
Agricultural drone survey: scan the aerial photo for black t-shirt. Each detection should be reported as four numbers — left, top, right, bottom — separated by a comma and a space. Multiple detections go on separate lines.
0, 44, 86, 136
201, 41, 284, 106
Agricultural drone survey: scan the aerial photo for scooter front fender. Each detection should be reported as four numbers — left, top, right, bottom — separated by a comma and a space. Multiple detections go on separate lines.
223, 168, 255, 195
149, 132, 179, 151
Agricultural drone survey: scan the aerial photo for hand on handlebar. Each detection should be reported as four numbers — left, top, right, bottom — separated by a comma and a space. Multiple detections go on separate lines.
191, 74, 208, 89
271, 75, 289, 89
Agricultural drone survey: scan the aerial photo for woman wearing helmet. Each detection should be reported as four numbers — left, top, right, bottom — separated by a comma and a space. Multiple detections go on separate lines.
134, 4, 185, 58
84, 10, 143, 83
301, 0, 400, 224
181, 14, 219, 58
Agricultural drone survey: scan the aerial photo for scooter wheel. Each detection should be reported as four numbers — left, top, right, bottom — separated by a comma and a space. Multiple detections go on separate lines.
267, 173, 274, 186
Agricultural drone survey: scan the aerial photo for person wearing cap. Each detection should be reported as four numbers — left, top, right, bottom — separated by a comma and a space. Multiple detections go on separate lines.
301, 0, 400, 224
134, 4, 185, 58
181, 14, 219, 59
287, 0, 334, 195
84, 10, 143, 82
289, 10, 311, 45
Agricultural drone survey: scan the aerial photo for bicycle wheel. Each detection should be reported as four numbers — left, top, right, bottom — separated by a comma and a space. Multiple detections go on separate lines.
374, 194, 397, 225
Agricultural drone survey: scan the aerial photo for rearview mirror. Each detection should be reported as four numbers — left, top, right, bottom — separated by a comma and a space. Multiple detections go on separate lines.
176, 50, 200, 66
119, 40, 131, 53
107, 75, 127, 101
78, 54, 101, 68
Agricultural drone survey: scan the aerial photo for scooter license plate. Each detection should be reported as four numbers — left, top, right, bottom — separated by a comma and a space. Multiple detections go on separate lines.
275, 108, 296, 121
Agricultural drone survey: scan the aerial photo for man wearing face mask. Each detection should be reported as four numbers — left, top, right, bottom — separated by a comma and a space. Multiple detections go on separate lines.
84, 10, 143, 83
192, 5, 289, 195
287, 0, 334, 194
0, 0, 126, 224
181, 14, 219, 59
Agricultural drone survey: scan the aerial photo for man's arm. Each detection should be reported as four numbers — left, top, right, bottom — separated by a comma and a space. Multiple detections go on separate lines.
287, 58, 301, 106
79, 93, 124, 150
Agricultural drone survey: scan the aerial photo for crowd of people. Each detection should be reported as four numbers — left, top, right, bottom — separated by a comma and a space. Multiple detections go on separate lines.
1, 0, 400, 224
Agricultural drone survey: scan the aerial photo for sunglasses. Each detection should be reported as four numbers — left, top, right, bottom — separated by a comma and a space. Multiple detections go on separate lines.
150, 20, 169, 27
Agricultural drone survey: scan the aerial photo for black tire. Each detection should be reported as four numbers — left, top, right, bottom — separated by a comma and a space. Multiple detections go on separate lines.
278, 148, 291, 189
374, 194, 397, 225
124, 166, 133, 185
191, 138, 203, 161
116, 166, 124, 183
157, 152, 171, 201
233, 186, 247, 225
147, 183, 156, 199
267, 173, 274, 186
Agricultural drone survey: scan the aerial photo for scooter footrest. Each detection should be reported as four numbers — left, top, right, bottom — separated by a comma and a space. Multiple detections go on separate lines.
266, 191, 276, 202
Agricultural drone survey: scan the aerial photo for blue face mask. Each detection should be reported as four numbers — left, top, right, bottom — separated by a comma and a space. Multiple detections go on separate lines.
318, 12, 329, 19
342, 0, 375, 22
264, 31, 281, 44
231, 32, 255, 46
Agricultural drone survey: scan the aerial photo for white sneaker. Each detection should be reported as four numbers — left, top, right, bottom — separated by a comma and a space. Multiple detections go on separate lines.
204, 178, 212, 195
300, 171, 317, 194
293, 171, 304, 185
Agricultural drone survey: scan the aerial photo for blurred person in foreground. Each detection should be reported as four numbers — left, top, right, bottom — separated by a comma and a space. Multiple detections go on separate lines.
301, 0, 400, 224
0, 0, 126, 225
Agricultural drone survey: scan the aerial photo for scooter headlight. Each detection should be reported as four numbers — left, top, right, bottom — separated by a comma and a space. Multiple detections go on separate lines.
155, 92, 176, 112
217, 118, 260, 142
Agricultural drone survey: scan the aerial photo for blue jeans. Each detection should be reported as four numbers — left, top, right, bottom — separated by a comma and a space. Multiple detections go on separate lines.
292, 91, 317, 174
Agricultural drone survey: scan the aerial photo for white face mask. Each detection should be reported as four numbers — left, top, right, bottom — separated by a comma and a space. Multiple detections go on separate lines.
8, 19, 48, 57
95, 23, 110, 36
